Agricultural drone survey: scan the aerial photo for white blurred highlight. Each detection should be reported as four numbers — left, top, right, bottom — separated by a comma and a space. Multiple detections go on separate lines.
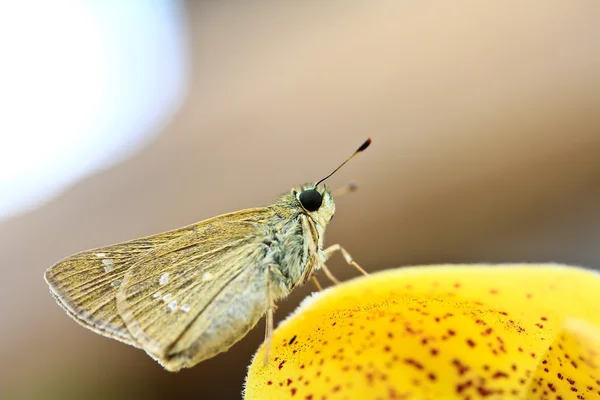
0, 0, 188, 220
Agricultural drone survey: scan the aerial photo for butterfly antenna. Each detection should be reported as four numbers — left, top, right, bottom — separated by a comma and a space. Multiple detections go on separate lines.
315, 138, 371, 187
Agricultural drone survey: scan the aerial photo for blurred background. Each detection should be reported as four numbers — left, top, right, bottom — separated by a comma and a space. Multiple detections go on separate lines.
2, 1, 600, 399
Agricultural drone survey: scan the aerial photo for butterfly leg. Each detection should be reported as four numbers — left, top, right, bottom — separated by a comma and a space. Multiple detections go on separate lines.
264, 307, 274, 366
323, 244, 368, 276
317, 261, 340, 284
299, 214, 341, 284
263, 264, 282, 365
310, 275, 323, 291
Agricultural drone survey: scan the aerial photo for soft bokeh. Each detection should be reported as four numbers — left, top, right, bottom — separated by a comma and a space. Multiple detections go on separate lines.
3, 2, 600, 399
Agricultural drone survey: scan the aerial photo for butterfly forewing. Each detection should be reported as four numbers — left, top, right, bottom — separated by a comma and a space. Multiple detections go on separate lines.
45, 207, 274, 359
116, 208, 275, 370
44, 227, 194, 346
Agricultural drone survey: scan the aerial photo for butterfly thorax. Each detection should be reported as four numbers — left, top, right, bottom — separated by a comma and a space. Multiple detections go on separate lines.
266, 185, 335, 295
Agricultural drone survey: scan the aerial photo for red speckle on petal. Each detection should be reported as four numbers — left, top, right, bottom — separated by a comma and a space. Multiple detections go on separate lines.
477, 386, 495, 396
492, 371, 509, 379
456, 380, 473, 393
452, 359, 470, 376
404, 358, 424, 370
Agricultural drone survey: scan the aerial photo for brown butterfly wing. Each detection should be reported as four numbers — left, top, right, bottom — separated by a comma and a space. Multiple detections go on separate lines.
115, 208, 275, 370
44, 207, 273, 351
45, 227, 194, 346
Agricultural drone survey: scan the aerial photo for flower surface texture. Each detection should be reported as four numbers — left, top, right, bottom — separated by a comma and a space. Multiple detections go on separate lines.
245, 264, 600, 399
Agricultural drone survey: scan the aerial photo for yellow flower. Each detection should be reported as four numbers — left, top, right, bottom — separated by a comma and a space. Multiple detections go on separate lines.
244, 264, 600, 399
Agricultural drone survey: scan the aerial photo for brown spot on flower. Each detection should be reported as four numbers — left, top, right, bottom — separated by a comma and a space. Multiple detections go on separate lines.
403, 358, 424, 370
477, 386, 496, 396
452, 359, 470, 376
456, 380, 473, 393
492, 371, 508, 379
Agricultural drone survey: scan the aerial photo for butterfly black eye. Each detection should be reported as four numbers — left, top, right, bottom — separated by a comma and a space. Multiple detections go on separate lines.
299, 189, 323, 212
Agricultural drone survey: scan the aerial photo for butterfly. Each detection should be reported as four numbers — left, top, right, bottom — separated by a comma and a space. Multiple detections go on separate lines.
45, 138, 371, 371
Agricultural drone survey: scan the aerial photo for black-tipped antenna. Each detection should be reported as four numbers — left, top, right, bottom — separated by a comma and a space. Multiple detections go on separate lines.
315, 138, 371, 187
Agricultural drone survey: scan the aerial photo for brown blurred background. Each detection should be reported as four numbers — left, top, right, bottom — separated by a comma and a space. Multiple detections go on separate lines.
3, 1, 600, 399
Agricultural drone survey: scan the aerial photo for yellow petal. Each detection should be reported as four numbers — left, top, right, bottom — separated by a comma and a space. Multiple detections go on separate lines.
527, 319, 600, 399
244, 264, 600, 399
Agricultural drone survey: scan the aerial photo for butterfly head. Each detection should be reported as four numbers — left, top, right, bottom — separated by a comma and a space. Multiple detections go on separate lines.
294, 184, 336, 226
